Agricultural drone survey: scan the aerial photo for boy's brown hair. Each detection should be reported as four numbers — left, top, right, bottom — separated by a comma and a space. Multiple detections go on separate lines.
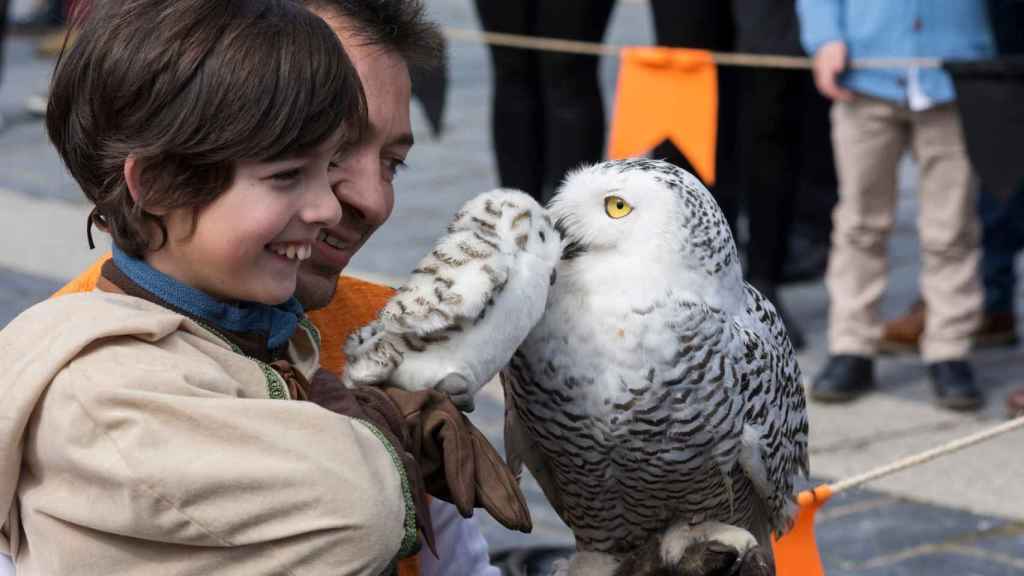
47, 0, 368, 257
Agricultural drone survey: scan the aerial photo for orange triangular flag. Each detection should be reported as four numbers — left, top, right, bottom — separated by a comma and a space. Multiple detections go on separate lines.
770, 486, 832, 576
608, 46, 718, 185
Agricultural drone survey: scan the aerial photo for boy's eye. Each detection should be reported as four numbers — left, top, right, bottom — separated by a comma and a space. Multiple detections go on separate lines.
269, 168, 302, 182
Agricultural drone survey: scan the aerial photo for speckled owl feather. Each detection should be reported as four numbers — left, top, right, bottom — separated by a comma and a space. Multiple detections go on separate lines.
501, 159, 809, 573
343, 189, 561, 410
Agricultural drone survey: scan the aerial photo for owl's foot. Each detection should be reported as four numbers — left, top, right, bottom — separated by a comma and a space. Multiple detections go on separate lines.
613, 521, 773, 576
437, 373, 476, 412
548, 551, 620, 576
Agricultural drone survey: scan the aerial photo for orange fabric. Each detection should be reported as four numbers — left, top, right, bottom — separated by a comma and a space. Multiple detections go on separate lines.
770, 484, 832, 576
53, 252, 111, 298
608, 47, 718, 185
307, 277, 395, 374
54, 259, 418, 574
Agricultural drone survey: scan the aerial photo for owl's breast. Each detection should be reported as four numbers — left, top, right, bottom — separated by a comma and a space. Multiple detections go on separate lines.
509, 290, 751, 550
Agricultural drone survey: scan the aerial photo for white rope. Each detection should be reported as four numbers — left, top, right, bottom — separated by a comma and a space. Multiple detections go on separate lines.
443, 27, 943, 70
829, 414, 1024, 494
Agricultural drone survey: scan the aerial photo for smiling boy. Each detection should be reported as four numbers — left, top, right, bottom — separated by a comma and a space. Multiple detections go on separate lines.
0, 1, 532, 573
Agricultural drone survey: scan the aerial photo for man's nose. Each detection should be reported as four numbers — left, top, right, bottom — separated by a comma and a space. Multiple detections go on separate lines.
338, 160, 391, 226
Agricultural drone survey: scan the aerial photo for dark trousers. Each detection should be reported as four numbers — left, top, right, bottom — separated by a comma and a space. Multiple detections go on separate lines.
979, 184, 1024, 314
474, 0, 615, 204
736, 69, 836, 284
978, 0, 1024, 314
649, 0, 741, 237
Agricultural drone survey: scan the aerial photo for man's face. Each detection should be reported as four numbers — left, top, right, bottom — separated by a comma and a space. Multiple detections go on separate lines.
295, 13, 414, 310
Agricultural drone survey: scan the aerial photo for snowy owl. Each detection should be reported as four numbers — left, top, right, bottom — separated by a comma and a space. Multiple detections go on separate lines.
502, 159, 809, 575
342, 189, 561, 411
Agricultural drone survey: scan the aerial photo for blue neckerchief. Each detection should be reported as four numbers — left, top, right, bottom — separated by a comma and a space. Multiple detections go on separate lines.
112, 245, 304, 350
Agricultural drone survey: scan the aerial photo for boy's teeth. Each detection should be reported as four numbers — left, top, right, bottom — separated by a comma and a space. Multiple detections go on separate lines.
270, 243, 311, 261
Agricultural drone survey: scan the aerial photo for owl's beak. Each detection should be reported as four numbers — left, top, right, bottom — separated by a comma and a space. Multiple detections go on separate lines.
550, 268, 557, 286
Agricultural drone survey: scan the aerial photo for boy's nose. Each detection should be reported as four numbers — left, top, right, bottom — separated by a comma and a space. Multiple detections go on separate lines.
304, 178, 343, 227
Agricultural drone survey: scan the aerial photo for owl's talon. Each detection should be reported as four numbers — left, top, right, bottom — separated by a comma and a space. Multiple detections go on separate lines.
438, 373, 476, 412
734, 545, 773, 576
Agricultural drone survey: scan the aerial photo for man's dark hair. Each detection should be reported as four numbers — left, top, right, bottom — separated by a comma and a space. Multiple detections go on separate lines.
47, 0, 367, 257
305, 0, 445, 69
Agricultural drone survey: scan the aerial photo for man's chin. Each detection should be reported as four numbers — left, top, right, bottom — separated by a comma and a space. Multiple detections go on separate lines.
295, 263, 343, 311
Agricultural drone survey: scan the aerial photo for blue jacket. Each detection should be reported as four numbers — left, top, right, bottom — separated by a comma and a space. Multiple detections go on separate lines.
796, 0, 995, 105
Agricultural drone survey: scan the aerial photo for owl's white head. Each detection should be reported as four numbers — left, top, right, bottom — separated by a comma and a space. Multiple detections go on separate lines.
548, 159, 743, 305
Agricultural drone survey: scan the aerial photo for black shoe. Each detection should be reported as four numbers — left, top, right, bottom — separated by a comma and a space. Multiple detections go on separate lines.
811, 355, 875, 402
928, 360, 983, 411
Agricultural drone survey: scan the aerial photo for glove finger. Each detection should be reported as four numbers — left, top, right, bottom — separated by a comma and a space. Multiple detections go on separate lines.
471, 427, 533, 532
437, 410, 476, 517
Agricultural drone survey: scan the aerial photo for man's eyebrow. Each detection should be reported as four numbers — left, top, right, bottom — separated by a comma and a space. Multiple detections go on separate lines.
387, 133, 415, 149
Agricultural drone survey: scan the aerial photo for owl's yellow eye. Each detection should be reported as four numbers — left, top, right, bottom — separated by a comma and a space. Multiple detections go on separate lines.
605, 195, 633, 219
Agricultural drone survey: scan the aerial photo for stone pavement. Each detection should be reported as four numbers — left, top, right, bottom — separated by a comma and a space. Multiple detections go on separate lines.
2, 0, 1023, 573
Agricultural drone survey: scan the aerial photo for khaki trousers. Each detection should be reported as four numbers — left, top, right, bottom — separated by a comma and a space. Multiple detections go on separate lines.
827, 97, 982, 362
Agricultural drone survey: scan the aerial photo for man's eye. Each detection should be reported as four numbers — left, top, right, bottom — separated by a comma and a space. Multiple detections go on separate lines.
383, 158, 408, 182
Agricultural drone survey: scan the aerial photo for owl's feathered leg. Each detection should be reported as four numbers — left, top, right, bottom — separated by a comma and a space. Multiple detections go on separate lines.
612, 521, 773, 576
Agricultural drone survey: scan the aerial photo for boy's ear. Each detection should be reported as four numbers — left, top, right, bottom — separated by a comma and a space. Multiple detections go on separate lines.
124, 156, 144, 206
124, 156, 169, 215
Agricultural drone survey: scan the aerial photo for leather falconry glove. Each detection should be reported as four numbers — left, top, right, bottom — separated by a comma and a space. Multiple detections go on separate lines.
307, 369, 532, 553
373, 385, 532, 533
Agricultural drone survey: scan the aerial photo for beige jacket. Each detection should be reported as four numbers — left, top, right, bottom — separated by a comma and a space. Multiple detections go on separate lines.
0, 292, 413, 575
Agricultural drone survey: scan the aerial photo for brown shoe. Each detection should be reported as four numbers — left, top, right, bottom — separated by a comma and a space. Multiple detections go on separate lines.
974, 311, 1018, 349
879, 299, 925, 354
1007, 387, 1024, 418
880, 300, 1018, 354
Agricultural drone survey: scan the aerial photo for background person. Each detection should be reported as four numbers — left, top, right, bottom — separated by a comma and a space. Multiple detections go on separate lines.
472, 0, 615, 204
799, 0, 995, 411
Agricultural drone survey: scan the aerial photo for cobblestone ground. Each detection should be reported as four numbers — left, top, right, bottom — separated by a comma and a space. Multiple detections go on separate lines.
1, 0, 1022, 573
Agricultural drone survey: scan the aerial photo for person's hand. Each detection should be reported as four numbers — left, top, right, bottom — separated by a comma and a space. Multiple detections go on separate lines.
307, 369, 532, 553
373, 386, 533, 533
812, 40, 853, 102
